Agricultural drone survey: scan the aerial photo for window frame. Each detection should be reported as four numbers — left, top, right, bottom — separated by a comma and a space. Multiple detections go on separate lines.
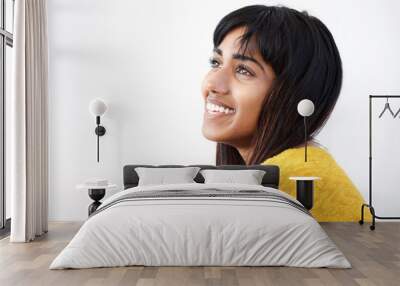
0, 0, 13, 234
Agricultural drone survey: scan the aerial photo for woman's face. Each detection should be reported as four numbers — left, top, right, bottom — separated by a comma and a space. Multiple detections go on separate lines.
201, 27, 276, 148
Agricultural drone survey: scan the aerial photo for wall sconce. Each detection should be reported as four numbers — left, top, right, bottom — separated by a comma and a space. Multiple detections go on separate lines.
89, 98, 107, 162
297, 99, 315, 162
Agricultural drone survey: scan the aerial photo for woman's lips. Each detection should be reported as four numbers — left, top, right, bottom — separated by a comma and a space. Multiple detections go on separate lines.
204, 105, 236, 119
205, 110, 230, 118
203, 96, 236, 120
206, 97, 235, 110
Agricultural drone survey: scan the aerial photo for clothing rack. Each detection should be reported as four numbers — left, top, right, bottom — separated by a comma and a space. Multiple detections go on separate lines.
360, 95, 400, 230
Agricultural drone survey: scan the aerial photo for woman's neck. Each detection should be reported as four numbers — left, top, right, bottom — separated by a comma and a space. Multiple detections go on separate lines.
236, 145, 252, 165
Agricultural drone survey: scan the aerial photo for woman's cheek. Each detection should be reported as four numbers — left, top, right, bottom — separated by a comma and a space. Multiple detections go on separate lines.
240, 92, 265, 125
231, 102, 258, 136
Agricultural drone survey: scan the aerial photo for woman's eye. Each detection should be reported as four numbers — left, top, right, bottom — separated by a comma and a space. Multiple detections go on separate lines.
236, 65, 253, 77
208, 58, 254, 77
208, 58, 220, 68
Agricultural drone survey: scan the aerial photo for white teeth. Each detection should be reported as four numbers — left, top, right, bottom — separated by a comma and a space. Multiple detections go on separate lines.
206, 101, 235, 114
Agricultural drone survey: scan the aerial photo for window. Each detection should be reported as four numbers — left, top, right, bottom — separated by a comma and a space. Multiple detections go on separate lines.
0, 0, 13, 235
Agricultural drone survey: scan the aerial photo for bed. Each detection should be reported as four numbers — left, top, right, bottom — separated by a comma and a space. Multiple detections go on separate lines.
49, 164, 351, 269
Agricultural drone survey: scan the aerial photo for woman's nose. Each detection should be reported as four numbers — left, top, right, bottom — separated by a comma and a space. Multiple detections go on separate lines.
206, 68, 230, 95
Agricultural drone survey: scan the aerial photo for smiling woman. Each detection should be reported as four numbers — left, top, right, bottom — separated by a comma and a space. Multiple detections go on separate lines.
201, 5, 370, 222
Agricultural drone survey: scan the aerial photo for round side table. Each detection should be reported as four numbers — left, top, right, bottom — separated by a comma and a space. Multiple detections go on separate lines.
289, 176, 321, 210
76, 183, 117, 216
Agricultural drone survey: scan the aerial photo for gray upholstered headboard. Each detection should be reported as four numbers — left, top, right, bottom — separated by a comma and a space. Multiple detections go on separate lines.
123, 164, 280, 190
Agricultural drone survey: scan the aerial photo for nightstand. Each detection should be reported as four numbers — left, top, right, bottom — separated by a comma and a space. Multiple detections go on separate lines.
289, 176, 321, 210
76, 183, 117, 216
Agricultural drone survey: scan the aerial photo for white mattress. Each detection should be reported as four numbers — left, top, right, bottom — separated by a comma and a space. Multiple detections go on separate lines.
49, 183, 351, 269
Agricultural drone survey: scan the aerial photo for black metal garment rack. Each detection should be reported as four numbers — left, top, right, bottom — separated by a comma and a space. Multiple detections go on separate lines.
359, 95, 400, 230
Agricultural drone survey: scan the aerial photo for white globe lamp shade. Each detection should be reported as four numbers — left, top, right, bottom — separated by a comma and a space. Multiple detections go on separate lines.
297, 99, 314, 117
89, 99, 107, 117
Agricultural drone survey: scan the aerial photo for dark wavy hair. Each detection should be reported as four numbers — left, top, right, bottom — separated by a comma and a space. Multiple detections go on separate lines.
214, 5, 343, 165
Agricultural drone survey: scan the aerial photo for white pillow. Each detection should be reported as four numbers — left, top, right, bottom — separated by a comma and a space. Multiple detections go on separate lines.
200, 169, 266, 185
135, 167, 201, 186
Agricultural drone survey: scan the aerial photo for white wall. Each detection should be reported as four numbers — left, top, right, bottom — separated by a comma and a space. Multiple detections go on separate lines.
47, 0, 400, 221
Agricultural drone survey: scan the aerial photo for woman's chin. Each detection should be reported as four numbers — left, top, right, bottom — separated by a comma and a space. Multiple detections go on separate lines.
202, 110, 236, 141
201, 125, 228, 142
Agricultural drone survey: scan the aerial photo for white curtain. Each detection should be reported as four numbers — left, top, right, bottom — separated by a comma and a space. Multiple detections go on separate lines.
10, 0, 48, 242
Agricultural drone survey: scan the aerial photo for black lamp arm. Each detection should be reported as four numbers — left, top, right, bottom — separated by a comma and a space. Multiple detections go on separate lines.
94, 116, 106, 162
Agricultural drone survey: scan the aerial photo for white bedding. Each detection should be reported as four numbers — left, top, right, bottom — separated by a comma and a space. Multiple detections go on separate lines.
49, 183, 351, 269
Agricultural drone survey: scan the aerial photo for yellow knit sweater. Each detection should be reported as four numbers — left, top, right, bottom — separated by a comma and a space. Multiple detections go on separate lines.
263, 145, 371, 222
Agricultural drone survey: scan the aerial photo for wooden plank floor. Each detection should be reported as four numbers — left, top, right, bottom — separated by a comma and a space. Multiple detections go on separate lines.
0, 222, 399, 286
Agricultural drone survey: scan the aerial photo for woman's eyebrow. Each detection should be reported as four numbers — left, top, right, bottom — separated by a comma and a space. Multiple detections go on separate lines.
213, 47, 264, 72
232, 53, 265, 72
